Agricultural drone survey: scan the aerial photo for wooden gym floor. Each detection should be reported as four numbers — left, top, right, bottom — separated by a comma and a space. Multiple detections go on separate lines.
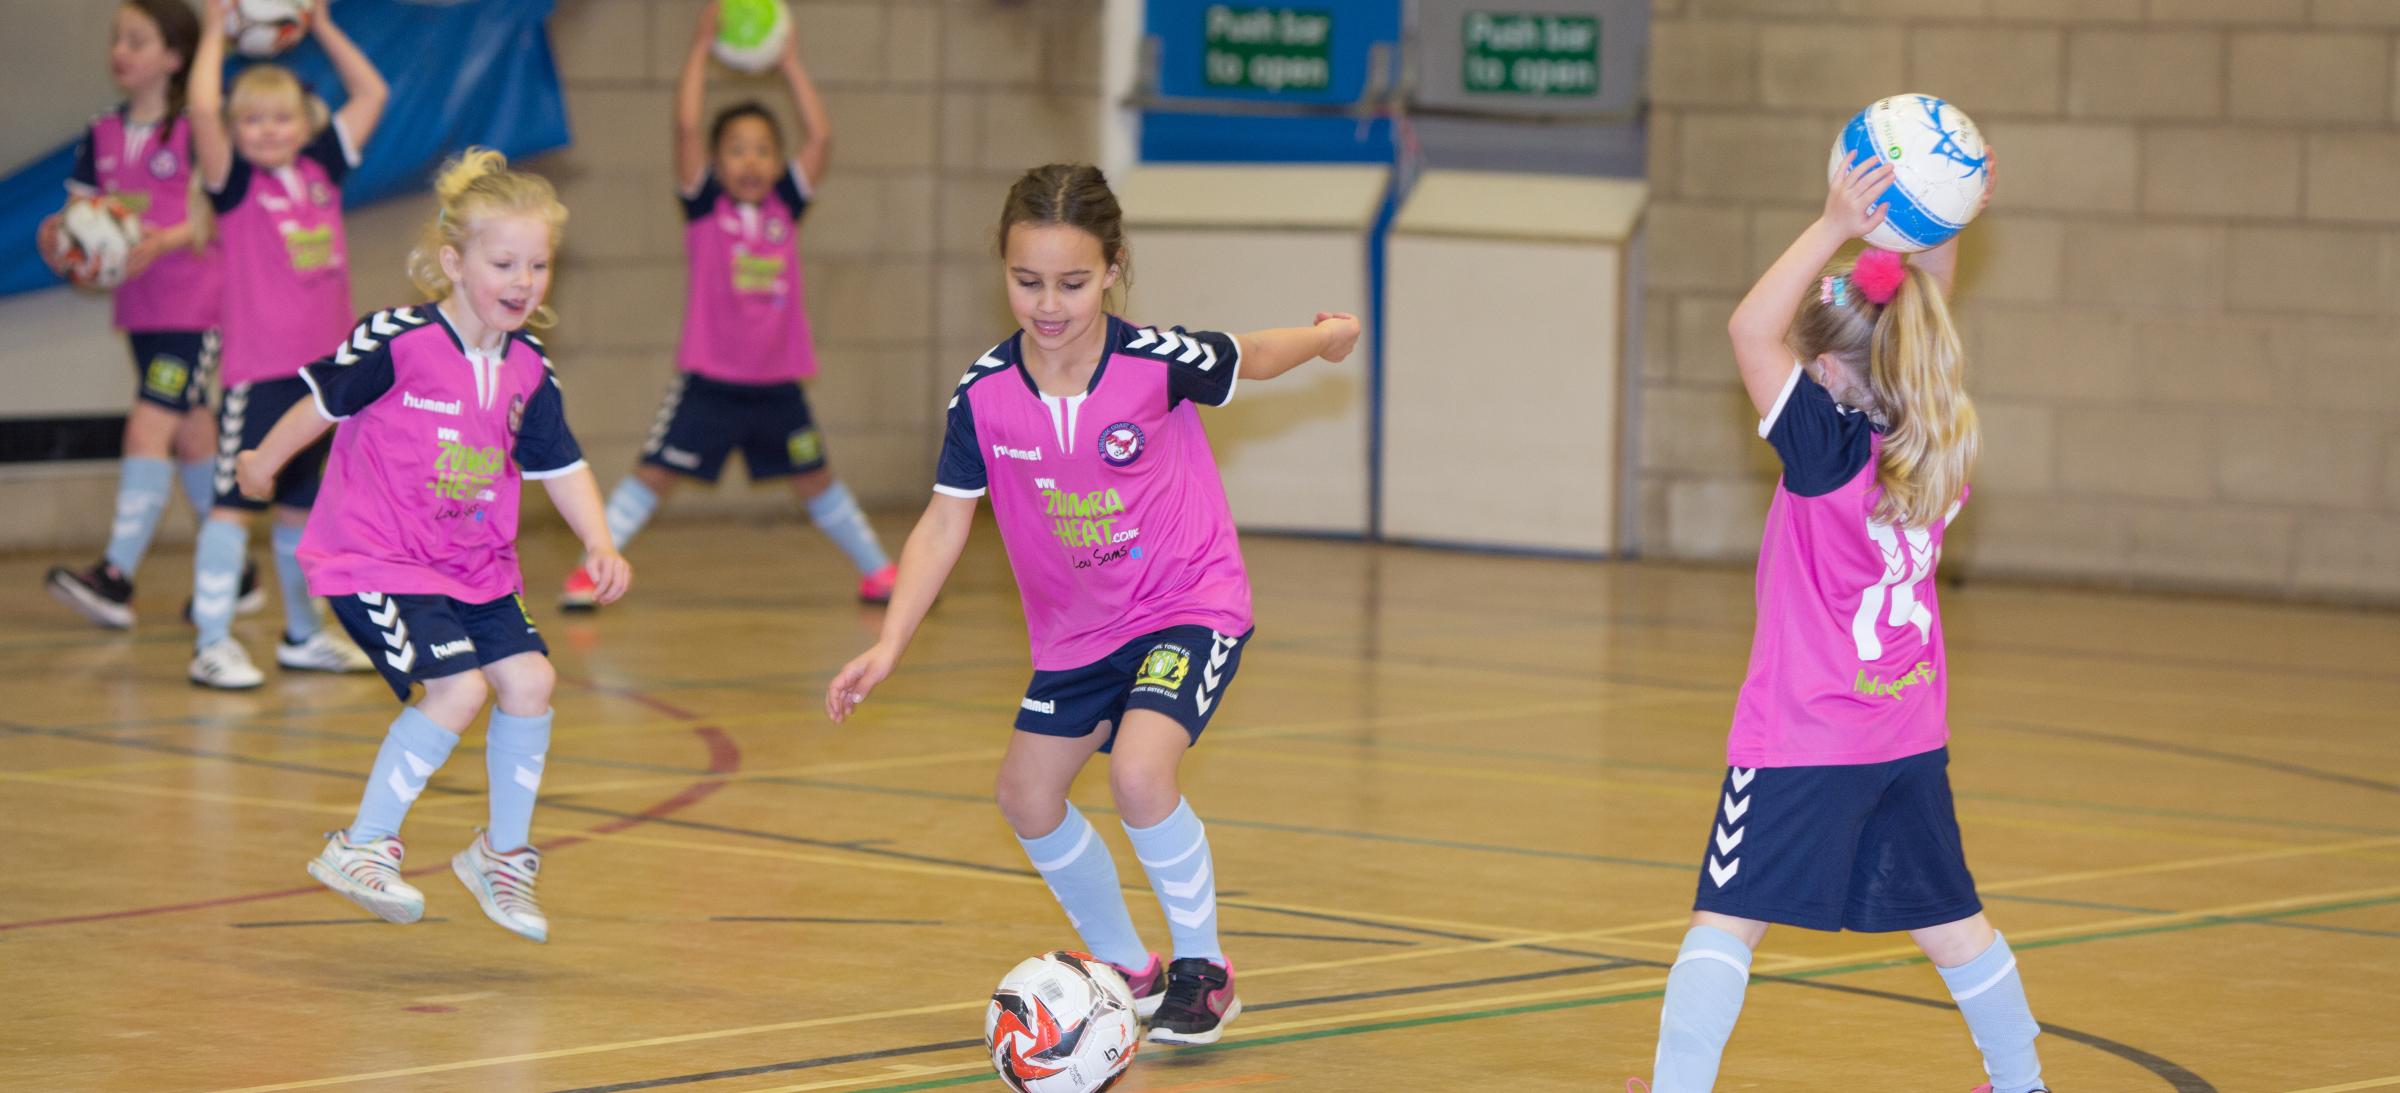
3, 519, 2396, 1092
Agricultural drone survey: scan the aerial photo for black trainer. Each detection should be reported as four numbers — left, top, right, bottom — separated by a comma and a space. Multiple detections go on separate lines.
1146, 956, 1240, 1045
46, 560, 135, 630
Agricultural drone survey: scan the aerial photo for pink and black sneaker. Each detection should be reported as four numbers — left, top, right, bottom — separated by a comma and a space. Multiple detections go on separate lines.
1110, 952, 1167, 1018
1146, 956, 1239, 1045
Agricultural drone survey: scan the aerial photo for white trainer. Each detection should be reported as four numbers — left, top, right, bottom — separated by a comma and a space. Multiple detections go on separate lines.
454, 831, 547, 943
305, 830, 426, 924
278, 629, 373, 673
189, 637, 265, 689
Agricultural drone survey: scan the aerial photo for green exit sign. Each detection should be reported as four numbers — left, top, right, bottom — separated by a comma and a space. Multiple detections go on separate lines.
1203, 5, 1333, 93
1462, 12, 1599, 97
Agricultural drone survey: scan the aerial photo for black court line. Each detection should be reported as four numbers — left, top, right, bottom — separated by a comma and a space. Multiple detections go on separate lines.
539, 962, 1641, 1093
709, 916, 943, 927
1219, 929, 1415, 947
1754, 975, 2218, 1093
232, 918, 452, 928
1991, 720, 2400, 795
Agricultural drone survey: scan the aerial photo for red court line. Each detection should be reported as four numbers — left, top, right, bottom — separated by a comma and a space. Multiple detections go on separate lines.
0, 725, 740, 933
1144, 1075, 1291, 1093
558, 673, 702, 721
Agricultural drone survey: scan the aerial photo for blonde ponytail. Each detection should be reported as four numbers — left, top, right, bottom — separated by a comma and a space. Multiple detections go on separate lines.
406, 148, 570, 328
1865, 266, 1977, 528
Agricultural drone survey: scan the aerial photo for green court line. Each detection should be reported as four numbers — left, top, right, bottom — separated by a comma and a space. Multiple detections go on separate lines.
843, 893, 2400, 1093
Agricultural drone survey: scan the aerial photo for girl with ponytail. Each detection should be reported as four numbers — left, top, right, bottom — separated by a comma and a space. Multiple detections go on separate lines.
1633, 156, 2050, 1093
236, 150, 626, 942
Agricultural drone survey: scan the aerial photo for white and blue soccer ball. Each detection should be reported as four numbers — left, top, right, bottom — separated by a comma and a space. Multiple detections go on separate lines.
1829, 94, 1990, 253
225, 0, 315, 58
984, 951, 1141, 1093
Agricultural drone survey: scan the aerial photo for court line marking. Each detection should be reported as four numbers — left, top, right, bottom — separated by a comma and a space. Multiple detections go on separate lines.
2284, 1078, 2400, 1093
191, 883, 2400, 1093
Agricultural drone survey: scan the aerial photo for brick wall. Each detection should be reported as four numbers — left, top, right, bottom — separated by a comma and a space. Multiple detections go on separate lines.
1643, 0, 2400, 603
525, 0, 1101, 516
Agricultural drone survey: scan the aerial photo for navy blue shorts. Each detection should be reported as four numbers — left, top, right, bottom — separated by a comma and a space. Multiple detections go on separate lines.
640, 373, 825, 482
1690, 747, 1982, 933
329, 590, 550, 701
1014, 626, 1253, 752
127, 329, 216, 412
213, 376, 327, 511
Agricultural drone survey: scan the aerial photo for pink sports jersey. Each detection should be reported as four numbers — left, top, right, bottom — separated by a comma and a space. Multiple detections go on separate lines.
1728, 366, 1963, 768
208, 123, 357, 386
74, 109, 221, 331
297, 307, 586, 603
674, 165, 818, 384
936, 317, 1251, 670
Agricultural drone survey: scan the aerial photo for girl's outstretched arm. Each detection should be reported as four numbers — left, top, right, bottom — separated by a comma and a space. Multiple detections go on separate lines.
1233, 312, 1360, 382
826, 492, 978, 723
1728, 156, 1894, 418
315, 9, 389, 148
674, 2, 719, 191
778, 30, 831, 185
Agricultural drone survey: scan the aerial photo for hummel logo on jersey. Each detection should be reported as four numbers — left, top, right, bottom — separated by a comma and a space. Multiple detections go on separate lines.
403, 391, 462, 416
429, 638, 475, 660
1020, 697, 1056, 714
993, 444, 1044, 462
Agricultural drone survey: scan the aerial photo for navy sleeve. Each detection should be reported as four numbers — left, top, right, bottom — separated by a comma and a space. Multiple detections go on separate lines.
209, 155, 252, 215
1761, 367, 1874, 497
1123, 326, 1240, 409
299, 314, 399, 420
301, 122, 352, 185
933, 394, 987, 498
772, 164, 808, 220
69, 126, 98, 189
514, 370, 586, 478
680, 171, 724, 222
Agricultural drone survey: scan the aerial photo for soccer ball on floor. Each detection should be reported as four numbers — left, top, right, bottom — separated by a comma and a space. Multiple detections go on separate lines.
225, 0, 315, 58
53, 194, 143, 290
984, 951, 1142, 1093
714, 0, 792, 74
1829, 93, 1990, 253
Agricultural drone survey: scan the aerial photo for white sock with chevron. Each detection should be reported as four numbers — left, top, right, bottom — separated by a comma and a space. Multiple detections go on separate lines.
1652, 925, 1753, 1093
348, 707, 459, 842
191, 517, 249, 648
1124, 798, 1221, 962
483, 708, 551, 853
1017, 803, 1149, 970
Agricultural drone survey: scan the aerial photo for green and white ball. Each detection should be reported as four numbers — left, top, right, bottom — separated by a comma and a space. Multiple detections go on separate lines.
713, 0, 792, 74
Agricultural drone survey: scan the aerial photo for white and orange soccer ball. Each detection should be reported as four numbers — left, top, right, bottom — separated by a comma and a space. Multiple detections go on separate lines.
53, 194, 143, 290
983, 951, 1141, 1093
225, 0, 315, 58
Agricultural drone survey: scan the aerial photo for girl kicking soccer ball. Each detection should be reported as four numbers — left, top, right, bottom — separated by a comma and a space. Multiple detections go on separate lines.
827, 164, 1359, 1045
237, 151, 629, 941
1635, 156, 2043, 1092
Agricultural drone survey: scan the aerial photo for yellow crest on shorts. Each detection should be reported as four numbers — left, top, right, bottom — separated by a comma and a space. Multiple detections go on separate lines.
1135, 646, 1190, 692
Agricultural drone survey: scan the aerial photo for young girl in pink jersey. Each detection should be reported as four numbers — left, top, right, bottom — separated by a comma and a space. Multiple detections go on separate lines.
183, 0, 386, 688
559, 1, 897, 610
827, 164, 1359, 1047
40, 0, 248, 630
1635, 158, 2044, 1092
236, 150, 629, 942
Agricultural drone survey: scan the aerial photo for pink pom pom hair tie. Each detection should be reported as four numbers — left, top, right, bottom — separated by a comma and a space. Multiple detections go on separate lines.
1850, 247, 1908, 305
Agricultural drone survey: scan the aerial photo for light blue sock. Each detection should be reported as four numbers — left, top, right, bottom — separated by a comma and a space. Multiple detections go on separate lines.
1938, 933, 2044, 1093
804, 480, 890, 574
1017, 803, 1148, 970
191, 518, 248, 647
178, 459, 216, 519
271, 523, 318, 640
1123, 798, 1222, 962
349, 706, 459, 841
1652, 925, 1753, 1093
484, 707, 552, 852
604, 477, 658, 550
103, 457, 176, 577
